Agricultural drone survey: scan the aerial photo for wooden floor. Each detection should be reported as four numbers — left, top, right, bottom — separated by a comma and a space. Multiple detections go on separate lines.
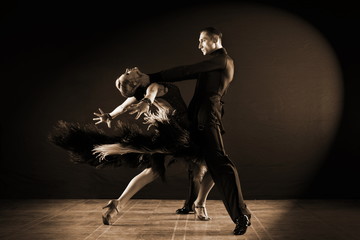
0, 199, 359, 240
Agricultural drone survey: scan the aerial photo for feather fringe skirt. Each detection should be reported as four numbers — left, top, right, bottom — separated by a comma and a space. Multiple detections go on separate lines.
49, 112, 206, 181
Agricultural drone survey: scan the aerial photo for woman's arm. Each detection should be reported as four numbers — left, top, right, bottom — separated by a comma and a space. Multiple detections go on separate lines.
109, 97, 138, 118
94, 83, 166, 126
93, 96, 138, 128
128, 83, 165, 120
144, 83, 166, 103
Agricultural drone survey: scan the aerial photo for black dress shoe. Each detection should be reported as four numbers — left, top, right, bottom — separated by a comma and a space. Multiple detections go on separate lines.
175, 206, 194, 214
233, 215, 251, 235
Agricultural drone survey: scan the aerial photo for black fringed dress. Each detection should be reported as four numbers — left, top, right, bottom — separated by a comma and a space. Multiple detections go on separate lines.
49, 83, 204, 181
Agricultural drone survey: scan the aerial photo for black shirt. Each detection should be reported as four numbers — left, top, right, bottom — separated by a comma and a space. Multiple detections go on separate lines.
148, 48, 233, 132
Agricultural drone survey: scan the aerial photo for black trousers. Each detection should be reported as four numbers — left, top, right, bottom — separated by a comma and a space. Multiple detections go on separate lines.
184, 124, 250, 223
182, 166, 199, 210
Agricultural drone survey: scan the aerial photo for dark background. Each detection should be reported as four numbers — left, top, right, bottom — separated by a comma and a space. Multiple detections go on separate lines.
1, 0, 359, 200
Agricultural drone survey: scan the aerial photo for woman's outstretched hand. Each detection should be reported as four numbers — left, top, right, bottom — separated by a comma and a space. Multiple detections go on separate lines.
93, 108, 112, 128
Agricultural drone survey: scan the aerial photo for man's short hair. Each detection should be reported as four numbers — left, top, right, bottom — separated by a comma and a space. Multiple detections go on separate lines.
200, 27, 223, 39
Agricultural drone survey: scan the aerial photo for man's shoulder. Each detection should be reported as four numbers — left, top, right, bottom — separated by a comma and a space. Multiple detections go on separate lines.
213, 48, 232, 58
211, 50, 233, 67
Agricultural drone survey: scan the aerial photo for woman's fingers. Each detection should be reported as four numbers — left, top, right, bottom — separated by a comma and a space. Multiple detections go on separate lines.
135, 112, 142, 120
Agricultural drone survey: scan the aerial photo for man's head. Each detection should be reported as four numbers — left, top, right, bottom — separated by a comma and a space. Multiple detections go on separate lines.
198, 27, 223, 55
116, 68, 142, 97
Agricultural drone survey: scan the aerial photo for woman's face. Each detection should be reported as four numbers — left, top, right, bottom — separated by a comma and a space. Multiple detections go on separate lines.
116, 69, 141, 97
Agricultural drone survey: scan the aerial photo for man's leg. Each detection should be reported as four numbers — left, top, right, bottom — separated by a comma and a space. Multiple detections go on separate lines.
197, 125, 251, 224
176, 163, 200, 214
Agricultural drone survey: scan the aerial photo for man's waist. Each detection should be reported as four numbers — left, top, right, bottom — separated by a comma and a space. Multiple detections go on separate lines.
193, 94, 223, 103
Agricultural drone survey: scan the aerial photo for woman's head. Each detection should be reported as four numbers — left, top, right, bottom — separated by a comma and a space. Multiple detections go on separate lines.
116, 68, 142, 97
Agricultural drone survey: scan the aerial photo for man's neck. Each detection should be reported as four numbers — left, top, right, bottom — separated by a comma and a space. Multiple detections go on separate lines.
209, 46, 223, 54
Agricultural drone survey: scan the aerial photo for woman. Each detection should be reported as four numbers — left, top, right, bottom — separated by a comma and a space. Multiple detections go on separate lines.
49, 68, 214, 225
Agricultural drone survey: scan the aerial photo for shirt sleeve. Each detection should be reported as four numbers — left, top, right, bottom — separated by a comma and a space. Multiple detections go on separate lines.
149, 55, 227, 83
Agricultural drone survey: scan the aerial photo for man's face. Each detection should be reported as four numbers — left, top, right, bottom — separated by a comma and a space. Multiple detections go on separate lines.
198, 31, 217, 55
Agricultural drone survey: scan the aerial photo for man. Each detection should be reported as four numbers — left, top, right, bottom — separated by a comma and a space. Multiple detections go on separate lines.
136, 27, 251, 235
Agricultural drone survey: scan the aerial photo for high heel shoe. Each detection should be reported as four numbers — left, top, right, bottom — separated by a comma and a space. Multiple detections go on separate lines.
192, 204, 211, 221
102, 199, 119, 225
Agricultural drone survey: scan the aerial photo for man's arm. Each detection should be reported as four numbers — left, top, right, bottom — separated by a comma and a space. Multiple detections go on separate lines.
149, 55, 227, 83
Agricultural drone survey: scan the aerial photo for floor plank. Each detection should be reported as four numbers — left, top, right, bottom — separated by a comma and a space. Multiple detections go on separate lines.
0, 199, 359, 240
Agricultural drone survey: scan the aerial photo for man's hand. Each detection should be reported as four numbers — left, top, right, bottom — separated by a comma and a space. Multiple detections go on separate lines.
93, 108, 112, 128
126, 102, 150, 120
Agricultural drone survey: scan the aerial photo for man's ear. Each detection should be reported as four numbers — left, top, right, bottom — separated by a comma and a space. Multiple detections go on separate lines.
213, 36, 219, 43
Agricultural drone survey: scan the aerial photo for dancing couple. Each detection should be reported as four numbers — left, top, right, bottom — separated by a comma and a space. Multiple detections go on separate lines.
50, 27, 251, 235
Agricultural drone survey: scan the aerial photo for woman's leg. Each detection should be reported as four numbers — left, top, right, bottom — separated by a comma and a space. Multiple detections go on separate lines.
117, 168, 159, 208
193, 171, 215, 220
102, 167, 158, 224
194, 171, 215, 207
